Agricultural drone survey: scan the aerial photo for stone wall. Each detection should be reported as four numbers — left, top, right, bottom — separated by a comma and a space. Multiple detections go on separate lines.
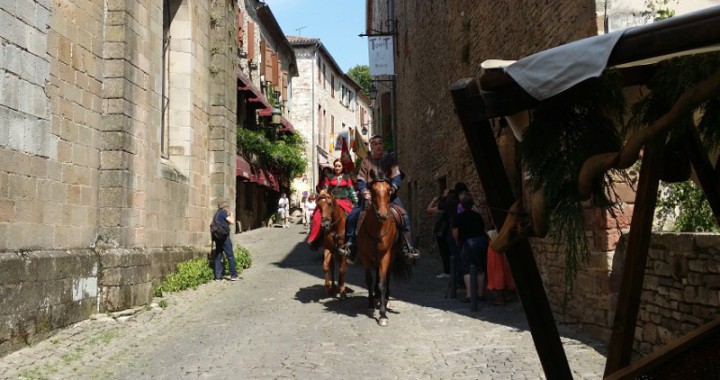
628, 233, 720, 355
391, 0, 599, 244
290, 40, 369, 186
0, 246, 199, 357
0, 0, 238, 356
388, 0, 720, 356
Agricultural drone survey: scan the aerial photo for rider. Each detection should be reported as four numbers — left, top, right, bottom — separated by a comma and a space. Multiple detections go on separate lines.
339, 135, 420, 261
307, 159, 357, 249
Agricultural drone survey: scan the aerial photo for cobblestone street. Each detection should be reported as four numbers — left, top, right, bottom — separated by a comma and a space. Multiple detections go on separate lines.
0, 223, 607, 379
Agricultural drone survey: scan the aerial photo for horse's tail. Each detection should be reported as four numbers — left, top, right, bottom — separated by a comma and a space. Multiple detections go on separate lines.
391, 250, 413, 282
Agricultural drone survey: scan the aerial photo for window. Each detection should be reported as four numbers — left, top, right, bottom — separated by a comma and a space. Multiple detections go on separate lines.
161, 0, 183, 158
330, 74, 335, 97
317, 58, 321, 83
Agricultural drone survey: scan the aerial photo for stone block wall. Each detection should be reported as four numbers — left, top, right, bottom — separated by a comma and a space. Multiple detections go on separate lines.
630, 233, 720, 355
0, 0, 238, 356
388, 0, 720, 356
391, 0, 599, 244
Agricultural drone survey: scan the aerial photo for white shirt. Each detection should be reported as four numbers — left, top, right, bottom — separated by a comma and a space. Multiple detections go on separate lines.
278, 197, 289, 211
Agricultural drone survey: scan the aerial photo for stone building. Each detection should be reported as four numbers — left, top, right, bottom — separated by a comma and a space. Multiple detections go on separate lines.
0, 0, 238, 356
234, 0, 298, 231
288, 36, 372, 188
368, 0, 720, 355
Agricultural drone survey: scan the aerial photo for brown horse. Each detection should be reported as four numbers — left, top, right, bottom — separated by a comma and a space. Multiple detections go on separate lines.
356, 175, 412, 326
315, 190, 349, 299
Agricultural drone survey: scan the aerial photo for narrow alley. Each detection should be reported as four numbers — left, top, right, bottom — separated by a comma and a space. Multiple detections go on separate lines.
1, 224, 607, 379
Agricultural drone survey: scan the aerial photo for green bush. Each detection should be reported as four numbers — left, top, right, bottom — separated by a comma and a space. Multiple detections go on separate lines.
235, 245, 252, 270
153, 245, 253, 297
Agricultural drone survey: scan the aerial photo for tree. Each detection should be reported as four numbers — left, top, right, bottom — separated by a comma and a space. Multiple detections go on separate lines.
347, 65, 371, 97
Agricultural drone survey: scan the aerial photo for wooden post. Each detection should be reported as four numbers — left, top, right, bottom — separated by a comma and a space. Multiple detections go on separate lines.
604, 135, 666, 376
450, 78, 572, 380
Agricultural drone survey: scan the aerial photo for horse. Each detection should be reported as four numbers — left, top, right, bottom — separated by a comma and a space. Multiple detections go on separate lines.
355, 173, 413, 326
315, 189, 349, 299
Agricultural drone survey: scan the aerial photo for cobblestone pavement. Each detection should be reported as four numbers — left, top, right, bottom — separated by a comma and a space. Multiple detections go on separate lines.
0, 223, 608, 379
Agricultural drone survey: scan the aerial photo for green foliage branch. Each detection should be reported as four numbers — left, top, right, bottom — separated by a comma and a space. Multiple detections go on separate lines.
237, 126, 307, 178
347, 65, 371, 97
153, 245, 253, 296
520, 74, 627, 293
627, 52, 720, 233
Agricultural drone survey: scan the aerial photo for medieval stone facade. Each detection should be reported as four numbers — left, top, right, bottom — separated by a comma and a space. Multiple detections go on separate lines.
288, 37, 372, 188
0, 0, 238, 356
234, 0, 299, 231
374, 0, 720, 354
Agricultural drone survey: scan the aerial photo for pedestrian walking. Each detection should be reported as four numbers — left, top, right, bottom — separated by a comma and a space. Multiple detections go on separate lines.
277, 193, 290, 228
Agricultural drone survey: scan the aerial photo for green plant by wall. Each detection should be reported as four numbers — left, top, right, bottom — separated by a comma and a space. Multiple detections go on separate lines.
656, 181, 719, 232
521, 74, 626, 292
153, 245, 253, 297
234, 245, 253, 270
237, 127, 307, 178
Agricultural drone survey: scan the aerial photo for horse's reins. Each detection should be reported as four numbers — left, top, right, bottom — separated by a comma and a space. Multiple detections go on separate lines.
318, 194, 344, 246
362, 182, 394, 245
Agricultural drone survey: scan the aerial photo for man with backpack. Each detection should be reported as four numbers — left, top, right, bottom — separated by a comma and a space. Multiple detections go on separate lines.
211, 201, 239, 281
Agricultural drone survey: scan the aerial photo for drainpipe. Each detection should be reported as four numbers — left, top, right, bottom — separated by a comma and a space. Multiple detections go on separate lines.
311, 42, 320, 187
389, 0, 398, 156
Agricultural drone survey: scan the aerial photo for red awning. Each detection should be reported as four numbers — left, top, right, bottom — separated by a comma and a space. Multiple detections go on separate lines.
266, 171, 280, 192
279, 116, 295, 133
237, 69, 271, 109
236, 155, 252, 179
256, 111, 295, 133
255, 168, 268, 186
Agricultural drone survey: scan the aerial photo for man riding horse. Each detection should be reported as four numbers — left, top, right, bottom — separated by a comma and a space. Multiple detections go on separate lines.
339, 135, 421, 261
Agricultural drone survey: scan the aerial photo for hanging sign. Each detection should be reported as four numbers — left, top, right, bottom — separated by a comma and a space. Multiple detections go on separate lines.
368, 36, 394, 76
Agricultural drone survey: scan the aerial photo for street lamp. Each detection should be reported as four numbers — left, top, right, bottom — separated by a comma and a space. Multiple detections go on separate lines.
271, 106, 282, 125
369, 85, 378, 101
360, 122, 371, 135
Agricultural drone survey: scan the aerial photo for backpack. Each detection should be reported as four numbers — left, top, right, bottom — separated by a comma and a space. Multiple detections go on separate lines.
433, 210, 449, 238
210, 211, 230, 241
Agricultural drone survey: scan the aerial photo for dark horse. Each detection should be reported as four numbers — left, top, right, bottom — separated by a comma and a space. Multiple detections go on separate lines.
315, 189, 349, 298
356, 172, 412, 326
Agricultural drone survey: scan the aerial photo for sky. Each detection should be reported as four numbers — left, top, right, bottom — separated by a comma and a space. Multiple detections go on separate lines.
263, 0, 369, 73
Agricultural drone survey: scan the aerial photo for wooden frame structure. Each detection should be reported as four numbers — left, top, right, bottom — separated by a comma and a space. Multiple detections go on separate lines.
451, 6, 720, 379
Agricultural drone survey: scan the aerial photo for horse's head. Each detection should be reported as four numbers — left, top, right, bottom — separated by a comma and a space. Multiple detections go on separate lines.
368, 170, 392, 221
316, 190, 334, 229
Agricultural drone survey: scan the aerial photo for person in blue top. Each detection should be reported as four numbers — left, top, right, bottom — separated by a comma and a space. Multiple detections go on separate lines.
339, 135, 420, 261
212, 201, 239, 281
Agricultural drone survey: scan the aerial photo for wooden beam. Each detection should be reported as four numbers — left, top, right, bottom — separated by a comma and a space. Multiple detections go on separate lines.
604, 136, 666, 376
450, 78, 573, 380
604, 317, 720, 380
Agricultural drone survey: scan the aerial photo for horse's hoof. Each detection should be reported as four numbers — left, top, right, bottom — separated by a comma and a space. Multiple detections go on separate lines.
339, 292, 347, 300
378, 318, 388, 327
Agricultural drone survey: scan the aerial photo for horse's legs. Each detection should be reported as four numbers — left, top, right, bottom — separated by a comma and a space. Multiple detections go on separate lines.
373, 267, 380, 298
322, 248, 334, 296
377, 275, 389, 327
364, 268, 374, 310
337, 253, 347, 299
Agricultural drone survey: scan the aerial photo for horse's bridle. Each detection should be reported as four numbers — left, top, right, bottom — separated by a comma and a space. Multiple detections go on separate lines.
362, 180, 394, 244
318, 194, 341, 229
317, 194, 343, 247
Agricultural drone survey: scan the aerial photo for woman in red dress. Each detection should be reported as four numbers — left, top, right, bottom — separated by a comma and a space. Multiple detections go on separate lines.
307, 159, 357, 248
